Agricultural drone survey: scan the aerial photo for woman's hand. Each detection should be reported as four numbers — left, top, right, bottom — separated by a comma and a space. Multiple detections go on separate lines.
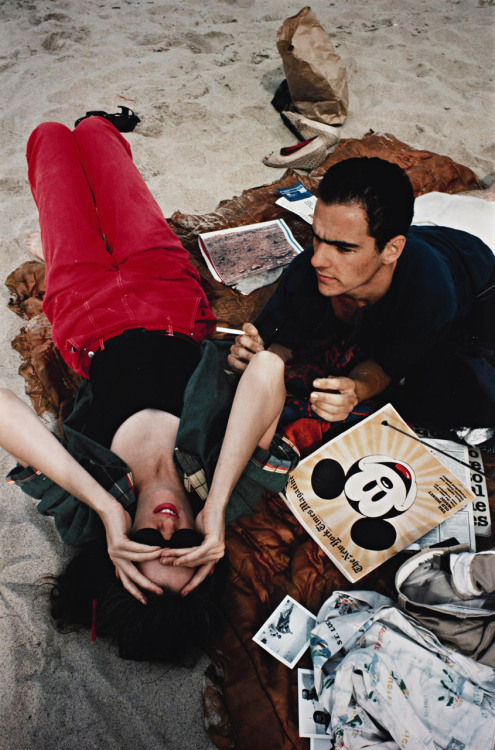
227, 322, 265, 374
159, 503, 226, 596
100, 499, 164, 604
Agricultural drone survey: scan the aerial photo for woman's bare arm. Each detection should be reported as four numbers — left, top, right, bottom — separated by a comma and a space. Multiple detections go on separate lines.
0, 387, 163, 603
161, 349, 287, 595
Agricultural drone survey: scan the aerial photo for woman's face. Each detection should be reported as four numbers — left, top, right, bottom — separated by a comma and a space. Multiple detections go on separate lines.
131, 487, 199, 593
138, 556, 195, 594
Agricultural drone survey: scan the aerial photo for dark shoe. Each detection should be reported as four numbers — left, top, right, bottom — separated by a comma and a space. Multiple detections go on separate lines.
74, 106, 140, 132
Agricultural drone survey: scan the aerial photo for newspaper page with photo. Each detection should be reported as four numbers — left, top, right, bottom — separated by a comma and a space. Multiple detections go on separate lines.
282, 404, 475, 583
197, 218, 303, 294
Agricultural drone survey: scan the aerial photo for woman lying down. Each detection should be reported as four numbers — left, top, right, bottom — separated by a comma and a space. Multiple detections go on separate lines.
0, 117, 299, 662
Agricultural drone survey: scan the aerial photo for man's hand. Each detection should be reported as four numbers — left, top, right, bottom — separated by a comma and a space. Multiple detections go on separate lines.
227, 323, 265, 373
100, 500, 164, 604
159, 504, 226, 597
310, 376, 359, 423
309, 360, 391, 423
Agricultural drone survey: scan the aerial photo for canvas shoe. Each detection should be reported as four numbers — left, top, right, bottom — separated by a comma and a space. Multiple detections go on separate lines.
262, 134, 336, 170
281, 111, 340, 146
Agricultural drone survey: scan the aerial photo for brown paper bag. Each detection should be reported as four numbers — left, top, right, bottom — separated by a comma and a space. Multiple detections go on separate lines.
276, 6, 348, 125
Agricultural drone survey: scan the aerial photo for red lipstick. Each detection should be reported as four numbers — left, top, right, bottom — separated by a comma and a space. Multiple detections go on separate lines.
153, 503, 179, 516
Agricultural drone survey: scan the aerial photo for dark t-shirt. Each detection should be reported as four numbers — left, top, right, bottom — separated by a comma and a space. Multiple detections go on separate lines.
255, 226, 495, 380
82, 329, 201, 447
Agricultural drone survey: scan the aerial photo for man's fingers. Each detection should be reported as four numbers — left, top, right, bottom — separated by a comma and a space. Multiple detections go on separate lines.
310, 394, 353, 422
313, 377, 354, 393
239, 333, 264, 351
242, 322, 264, 345
311, 402, 351, 422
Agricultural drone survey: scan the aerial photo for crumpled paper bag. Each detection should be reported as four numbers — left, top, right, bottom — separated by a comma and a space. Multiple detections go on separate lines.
277, 6, 348, 125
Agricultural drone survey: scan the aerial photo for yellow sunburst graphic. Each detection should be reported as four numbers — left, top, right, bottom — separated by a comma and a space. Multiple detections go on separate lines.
284, 404, 474, 582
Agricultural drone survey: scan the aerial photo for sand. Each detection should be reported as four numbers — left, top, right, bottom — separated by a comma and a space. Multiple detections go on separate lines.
0, 1, 493, 748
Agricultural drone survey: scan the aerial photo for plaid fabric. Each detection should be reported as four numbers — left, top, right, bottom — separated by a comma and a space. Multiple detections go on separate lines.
174, 448, 209, 501
7, 459, 135, 508
174, 433, 300, 523
6, 465, 41, 485
248, 434, 300, 474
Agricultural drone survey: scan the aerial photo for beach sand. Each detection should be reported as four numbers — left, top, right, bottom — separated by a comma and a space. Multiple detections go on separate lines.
0, 1, 493, 748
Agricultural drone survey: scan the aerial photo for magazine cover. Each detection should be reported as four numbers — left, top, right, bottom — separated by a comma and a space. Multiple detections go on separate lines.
283, 404, 475, 582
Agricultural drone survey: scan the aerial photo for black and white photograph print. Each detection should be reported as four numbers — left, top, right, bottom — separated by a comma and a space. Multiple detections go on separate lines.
252, 595, 316, 668
298, 668, 331, 738
310, 738, 334, 750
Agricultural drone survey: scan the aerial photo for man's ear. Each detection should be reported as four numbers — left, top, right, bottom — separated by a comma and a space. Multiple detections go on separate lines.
381, 235, 406, 264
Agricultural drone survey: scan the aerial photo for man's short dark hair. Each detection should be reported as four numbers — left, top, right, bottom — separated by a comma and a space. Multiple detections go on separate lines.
318, 157, 414, 251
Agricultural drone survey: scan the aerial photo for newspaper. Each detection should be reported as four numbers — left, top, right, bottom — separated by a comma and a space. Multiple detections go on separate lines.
406, 437, 476, 551
415, 427, 491, 538
198, 218, 303, 294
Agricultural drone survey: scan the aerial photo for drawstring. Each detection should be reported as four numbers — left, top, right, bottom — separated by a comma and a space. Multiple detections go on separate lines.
91, 598, 98, 642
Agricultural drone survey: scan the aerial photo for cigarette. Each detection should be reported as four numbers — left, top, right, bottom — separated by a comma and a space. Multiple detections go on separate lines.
215, 326, 244, 335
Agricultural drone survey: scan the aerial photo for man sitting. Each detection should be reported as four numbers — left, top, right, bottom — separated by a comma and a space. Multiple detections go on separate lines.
229, 157, 495, 435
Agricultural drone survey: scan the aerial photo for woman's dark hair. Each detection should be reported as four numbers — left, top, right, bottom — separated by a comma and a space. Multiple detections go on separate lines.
48, 542, 227, 663
317, 156, 415, 251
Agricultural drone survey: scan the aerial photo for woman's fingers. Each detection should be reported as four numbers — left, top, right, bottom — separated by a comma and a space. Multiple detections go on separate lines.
109, 541, 162, 562
117, 567, 149, 605
111, 557, 164, 600
160, 542, 224, 568
180, 562, 215, 597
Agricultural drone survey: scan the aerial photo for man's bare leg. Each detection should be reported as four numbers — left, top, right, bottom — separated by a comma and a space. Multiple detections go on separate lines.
26, 231, 44, 260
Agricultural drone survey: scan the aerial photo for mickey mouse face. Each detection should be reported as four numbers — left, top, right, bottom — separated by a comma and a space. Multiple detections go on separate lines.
345, 455, 416, 519
310, 454, 417, 551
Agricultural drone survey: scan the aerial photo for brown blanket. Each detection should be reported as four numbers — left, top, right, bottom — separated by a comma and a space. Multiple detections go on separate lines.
6, 133, 492, 750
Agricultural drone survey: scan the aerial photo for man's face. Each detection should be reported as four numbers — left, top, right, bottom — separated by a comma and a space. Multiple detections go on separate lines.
311, 201, 387, 299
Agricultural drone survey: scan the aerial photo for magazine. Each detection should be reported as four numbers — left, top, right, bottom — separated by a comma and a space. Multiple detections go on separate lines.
282, 404, 475, 583
275, 181, 317, 225
198, 219, 303, 293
